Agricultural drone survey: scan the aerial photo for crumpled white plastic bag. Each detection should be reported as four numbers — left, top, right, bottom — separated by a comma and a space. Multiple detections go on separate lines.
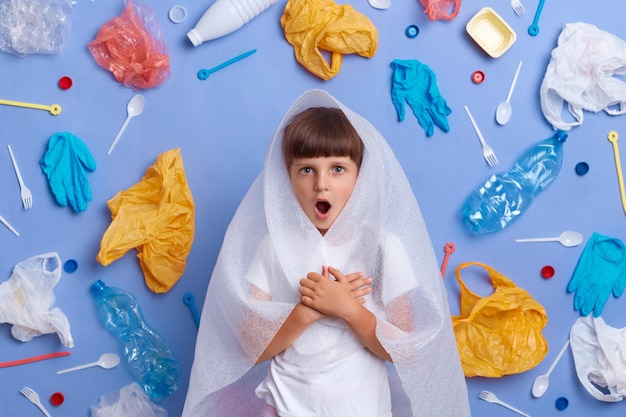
540, 22, 626, 131
91, 383, 167, 417
570, 315, 626, 402
0, 252, 73, 347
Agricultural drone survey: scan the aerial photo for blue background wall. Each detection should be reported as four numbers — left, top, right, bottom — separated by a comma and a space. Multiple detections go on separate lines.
1, 0, 625, 415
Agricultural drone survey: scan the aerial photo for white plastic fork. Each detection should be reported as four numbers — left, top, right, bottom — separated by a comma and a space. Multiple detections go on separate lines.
8, 145, 32, 209
464, 105, 499, 167
510, 0, 525, 15
479, 390, 530, 417
20, 386, 52, 417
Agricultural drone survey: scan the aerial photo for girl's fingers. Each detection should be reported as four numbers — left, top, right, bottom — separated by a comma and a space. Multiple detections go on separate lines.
352, 286, 372, 299
328, 266, 346, 281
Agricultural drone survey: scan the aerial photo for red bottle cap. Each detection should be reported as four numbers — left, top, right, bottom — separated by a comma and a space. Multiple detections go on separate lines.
541, 265, 555, 279
58, 76, 73, 90
50, 392, 64, 406
471, 70, 485, 84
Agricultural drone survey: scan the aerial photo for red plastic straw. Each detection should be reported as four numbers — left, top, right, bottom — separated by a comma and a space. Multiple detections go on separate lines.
0, 351, 71, 368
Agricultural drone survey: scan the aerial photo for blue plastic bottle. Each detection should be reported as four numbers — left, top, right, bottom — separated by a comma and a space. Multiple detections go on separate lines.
461, 130, 567, 234
91, 280, 179, 400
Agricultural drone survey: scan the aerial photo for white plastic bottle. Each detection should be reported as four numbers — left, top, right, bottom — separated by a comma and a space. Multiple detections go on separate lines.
187, 0, 277, 47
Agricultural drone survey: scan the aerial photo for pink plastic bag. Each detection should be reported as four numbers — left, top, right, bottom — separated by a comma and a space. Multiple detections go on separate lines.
419, 0, 461, 21
88, 0, 170, 90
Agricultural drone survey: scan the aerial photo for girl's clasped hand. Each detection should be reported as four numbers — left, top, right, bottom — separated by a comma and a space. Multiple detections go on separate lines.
299, 266, 372, 319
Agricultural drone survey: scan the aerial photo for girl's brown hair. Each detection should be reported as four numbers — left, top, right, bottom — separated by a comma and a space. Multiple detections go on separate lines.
282, 107, 364, 169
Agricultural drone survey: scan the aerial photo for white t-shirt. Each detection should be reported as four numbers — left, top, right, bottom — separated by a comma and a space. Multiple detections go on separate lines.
250, 233, 416, 417
255, 341, 391, 417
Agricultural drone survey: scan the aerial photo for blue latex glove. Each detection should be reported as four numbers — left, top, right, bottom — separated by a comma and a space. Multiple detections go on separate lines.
567, 232, 626, 317
40, 132, 96, 212
390, 59, 451, 137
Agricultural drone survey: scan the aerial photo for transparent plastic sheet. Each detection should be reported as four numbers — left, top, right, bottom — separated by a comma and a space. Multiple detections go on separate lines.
0, 0, 76, 57
418, 0, 461, 21
88, 0, 170, 90
91, 383, 168, 417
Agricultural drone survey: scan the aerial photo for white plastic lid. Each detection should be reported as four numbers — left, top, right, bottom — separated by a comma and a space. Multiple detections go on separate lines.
169, 5, 187, 24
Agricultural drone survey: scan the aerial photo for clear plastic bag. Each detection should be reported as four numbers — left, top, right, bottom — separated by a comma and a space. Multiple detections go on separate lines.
0, 0, 75, 57
91, 383, 168, 417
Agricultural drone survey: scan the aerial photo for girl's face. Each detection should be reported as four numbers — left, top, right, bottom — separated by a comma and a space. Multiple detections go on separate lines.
289, 156, 359, 236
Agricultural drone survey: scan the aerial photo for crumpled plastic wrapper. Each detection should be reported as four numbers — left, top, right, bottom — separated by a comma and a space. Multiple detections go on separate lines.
0, 252, 74, 347
281, 0, 378, 80
0, 0, 75, 57
452, 262, 548, 377
91, 383, 167, 417
540, 22, 626, 131
571, 315, 626, 402
419, 0, 461, 21
88, 0, 170, 90
97, 148, 194, 293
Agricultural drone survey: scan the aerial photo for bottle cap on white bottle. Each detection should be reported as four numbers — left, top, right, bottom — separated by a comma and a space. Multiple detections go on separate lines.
187, 0, 277, 47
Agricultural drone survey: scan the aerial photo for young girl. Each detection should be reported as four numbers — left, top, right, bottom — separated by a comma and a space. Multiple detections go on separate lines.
182, 89, 470, 417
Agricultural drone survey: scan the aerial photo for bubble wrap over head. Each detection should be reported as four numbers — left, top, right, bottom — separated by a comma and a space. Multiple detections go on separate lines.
183, 89, 469, 417
540, 22, 626, 131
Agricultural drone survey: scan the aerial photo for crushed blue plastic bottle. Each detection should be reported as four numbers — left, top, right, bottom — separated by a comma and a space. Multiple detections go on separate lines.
91, 279, 179, 400
461, 130, 567, 235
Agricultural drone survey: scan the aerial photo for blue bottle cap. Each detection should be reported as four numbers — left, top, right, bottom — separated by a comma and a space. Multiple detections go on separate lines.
405, 25, 419, 38
575, 162, 589, 176
555, 396, 569, 410
64, 259, 78, 273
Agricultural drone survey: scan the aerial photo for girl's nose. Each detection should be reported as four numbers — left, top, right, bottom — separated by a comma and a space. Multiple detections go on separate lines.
314, 175, 328, 191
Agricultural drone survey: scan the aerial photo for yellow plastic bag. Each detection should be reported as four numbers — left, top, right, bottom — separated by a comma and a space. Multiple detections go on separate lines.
96, 148, 194, 293
281, 0, 378, 80
451, 262, 548, 377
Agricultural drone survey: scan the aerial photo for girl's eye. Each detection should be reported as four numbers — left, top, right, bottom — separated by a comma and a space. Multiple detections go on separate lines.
300, 167, 313, 174
333, 167, 345, 174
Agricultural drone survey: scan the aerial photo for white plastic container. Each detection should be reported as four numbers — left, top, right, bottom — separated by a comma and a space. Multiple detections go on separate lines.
187, 0, 277, 47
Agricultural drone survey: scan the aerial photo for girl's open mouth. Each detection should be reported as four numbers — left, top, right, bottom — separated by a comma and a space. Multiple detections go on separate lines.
316, 201, 331, 215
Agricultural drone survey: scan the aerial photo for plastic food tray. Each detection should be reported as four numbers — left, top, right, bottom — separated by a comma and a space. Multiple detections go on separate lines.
466, 7, 516, 58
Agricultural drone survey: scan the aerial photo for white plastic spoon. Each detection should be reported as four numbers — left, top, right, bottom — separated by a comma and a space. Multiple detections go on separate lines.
496, 61, 522, 125
368, 0, 390, 9
515, 231, 583, 248
108, 94, 145, 155
56, 353, 120, 374
532, 340, 570, 398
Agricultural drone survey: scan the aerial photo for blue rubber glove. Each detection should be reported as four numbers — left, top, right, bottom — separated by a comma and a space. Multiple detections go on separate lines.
390, 59, 451, 137
567, 232, 626, 317
40, 132, 96, 212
